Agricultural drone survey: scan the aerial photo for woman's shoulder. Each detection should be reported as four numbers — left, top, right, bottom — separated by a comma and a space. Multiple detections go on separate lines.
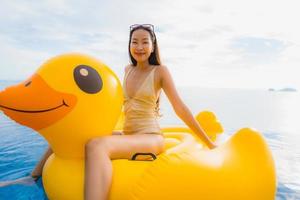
124, 64, 134, 73
155, 64, 168, 71
154, 65, 171, 84
155, 65, 170, 75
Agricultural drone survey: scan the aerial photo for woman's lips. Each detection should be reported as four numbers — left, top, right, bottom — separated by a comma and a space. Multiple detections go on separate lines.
135, 53, 145, 56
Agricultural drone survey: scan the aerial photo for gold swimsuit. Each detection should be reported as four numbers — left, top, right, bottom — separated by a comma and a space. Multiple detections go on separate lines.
123, 66, 161, 135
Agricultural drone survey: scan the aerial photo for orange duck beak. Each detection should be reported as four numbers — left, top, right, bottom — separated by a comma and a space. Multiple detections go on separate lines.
0, 74, 77, 131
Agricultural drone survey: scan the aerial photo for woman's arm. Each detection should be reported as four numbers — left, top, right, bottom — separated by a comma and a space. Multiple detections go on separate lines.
31, 147, 53, 179
159, 66, 216, 149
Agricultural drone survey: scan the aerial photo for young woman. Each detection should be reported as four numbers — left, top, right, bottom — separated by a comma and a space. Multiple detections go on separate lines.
32, 24, 216, 200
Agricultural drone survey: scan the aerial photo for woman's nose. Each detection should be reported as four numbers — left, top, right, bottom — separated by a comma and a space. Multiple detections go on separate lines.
136, 45, 143, 50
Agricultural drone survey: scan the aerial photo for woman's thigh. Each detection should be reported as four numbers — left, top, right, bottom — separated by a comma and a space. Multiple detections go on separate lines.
100, 134, 164, 160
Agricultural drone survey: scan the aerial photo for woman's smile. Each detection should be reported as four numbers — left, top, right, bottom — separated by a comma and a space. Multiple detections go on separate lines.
135, 52, 146, 56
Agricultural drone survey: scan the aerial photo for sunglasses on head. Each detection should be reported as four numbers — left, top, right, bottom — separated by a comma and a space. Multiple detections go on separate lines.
130, 24, 154, 32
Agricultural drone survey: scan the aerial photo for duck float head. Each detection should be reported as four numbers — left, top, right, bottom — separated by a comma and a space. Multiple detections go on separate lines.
0, 53, 276, 200
0, 53, 123, 158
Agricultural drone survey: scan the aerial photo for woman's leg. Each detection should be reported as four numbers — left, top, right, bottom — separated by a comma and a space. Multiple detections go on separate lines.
84, 133, 164, 200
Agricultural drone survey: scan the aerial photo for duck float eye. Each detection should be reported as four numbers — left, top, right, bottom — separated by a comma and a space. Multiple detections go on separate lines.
73, 65, 103, 94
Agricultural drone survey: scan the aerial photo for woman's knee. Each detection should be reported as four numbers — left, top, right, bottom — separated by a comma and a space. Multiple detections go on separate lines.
85, 137, 111, 157
148, 135, 165, 154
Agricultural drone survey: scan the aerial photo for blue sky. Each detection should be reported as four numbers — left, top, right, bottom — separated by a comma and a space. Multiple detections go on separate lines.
0, 0, 299, 89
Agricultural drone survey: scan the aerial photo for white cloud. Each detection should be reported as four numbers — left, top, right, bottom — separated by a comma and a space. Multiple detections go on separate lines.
0, 34, 52, 80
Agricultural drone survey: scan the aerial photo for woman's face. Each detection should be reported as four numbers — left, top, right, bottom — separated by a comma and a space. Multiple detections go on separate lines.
130, 29, 154, 63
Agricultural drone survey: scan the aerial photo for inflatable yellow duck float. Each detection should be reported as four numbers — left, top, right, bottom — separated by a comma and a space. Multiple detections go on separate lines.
0, 53, 276, 200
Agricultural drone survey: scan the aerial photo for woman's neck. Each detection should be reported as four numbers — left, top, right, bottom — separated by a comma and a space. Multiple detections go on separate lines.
136, 60, 151, 70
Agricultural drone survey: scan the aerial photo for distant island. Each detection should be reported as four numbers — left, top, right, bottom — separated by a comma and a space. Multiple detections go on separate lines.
268, 87, 298, 92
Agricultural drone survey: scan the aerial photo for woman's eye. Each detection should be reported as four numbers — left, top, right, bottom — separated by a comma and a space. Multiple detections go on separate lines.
73, 65, 103, 94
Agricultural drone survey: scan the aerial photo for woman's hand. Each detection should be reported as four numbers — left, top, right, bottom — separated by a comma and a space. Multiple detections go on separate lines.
207, 142, 217, 149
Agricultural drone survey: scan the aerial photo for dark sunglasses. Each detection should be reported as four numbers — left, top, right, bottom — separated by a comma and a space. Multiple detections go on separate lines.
130, 24, 154, 32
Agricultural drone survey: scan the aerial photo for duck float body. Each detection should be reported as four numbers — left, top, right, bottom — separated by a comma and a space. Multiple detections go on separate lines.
0, 53, 276, 200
